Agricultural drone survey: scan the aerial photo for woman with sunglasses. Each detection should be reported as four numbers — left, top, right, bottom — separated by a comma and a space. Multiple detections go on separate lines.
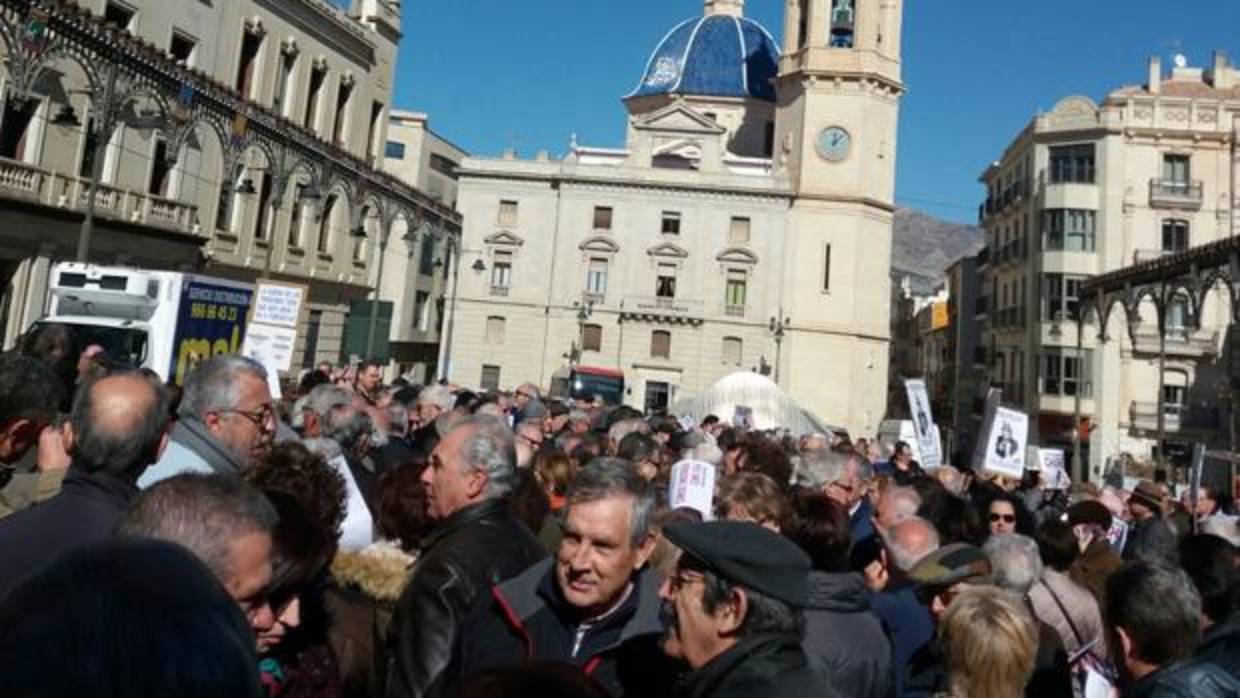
986, 491, 1035, 539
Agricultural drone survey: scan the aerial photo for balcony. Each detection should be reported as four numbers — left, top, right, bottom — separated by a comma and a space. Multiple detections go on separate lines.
1149, 179, 1203, 210
582, 290, 605, 305
489, 284, 509, 297
1129, 402, 1221, 433
1131, 327, 1219, 357
0, 157, 200, 237
723, 303, 746, 318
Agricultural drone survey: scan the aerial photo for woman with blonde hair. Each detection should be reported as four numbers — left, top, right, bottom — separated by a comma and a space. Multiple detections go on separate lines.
935, 586, 1038, 698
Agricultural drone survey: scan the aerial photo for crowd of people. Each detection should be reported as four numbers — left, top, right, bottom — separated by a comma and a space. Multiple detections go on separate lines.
0, 323, 1238, 697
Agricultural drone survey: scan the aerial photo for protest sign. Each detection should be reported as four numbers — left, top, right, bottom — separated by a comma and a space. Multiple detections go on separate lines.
669, 460, 717, 520
904, 379, 942, 469
1038, 449, 1070, 489
982, 406, 1028, 480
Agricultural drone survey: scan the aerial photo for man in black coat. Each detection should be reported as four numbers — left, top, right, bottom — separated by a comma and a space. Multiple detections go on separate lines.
0, 371, 169, 599
659, 520, 835, 698
1107, 560, 1240, 697
440, 457, 675, 698
381, 416, 546, 698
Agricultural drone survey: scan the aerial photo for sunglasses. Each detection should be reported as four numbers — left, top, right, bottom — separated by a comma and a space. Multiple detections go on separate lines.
989, 513, 1016, 523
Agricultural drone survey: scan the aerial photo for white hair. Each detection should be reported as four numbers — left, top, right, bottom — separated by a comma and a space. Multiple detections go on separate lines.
417, 384, 455, 411
794, 448, 851, 489
880, 516, 940, 572
984, 533, 1043, 596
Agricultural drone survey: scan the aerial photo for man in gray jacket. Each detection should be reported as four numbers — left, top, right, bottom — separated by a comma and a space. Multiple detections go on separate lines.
139, 355, 275, 487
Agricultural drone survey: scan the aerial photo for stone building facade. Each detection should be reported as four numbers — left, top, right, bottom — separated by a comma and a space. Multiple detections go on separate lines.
448, 0, 904, 435
0, 0, 457, 371
977, 53, 1240, 475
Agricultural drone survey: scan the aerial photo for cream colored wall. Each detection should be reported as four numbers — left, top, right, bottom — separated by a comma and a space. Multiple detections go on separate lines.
16, 0, 403, 368
983, 74, 1240, 473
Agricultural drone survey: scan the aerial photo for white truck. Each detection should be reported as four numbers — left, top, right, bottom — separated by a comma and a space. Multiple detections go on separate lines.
35, 263, 254, 384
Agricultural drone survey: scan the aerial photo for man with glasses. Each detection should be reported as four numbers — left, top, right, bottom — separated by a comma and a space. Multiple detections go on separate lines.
658, 520, 828, 698
795, 448, 872, 540
139, 355, 275, 487
514, 420, 544, 470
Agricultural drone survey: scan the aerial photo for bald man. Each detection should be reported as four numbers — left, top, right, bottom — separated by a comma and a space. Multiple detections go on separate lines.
0, 371, 170, 598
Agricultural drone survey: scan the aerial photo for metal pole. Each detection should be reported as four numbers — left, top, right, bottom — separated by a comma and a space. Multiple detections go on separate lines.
1073, 316, 1084, 482
76, 61, 118, 262
364, 225, 388, 358
1156, 308, 1167, 471
439, 237, 461, 382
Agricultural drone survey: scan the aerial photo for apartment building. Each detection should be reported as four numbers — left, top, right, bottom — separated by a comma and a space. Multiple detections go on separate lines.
380, 110, 466, 381
977, 53, 1238, 475
0, 0, 458, 370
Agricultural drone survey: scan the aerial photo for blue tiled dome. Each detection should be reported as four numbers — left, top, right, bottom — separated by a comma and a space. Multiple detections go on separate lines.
629, 13, 780, 102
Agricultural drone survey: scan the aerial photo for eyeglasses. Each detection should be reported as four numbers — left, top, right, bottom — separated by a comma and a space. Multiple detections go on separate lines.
989, 513, 1017, 523
217, 403, 275, 429
668, 572, 705, 594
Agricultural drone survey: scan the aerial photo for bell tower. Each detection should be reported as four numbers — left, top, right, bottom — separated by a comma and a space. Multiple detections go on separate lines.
772, 0, 905, 435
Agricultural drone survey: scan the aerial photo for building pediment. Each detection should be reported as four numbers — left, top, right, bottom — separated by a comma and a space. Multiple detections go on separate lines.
484, 230, 524, 247
579, 235, 620, 253
633, 102, 726, 136
716, 247, 758, 265
647, 242, 689, 259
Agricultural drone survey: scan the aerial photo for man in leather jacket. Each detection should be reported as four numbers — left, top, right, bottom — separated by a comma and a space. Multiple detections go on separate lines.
1106, 561, 1240, 698
380, 416, 546, 698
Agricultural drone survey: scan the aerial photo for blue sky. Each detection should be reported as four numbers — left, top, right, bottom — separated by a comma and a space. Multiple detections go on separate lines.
391, 1, 1240, 224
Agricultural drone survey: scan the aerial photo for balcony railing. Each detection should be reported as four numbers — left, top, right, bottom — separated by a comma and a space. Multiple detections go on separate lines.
724, 304, 746, 318
1130, 401, 1221, 433
0, 157, 200, 236
1132, 248, 1173, 264
489, 284, 509, 297
1131, 327, 1219, 357
1149, 179, 1203, 210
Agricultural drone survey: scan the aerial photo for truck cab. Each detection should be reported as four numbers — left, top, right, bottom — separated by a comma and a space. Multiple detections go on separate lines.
36, 263, 253, 383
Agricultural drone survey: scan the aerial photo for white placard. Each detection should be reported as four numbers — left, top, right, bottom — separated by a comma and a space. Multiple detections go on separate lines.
904, 379, 942, 469
1039, 449, 1070, 490
982, 406, 1029, 479
733, 405, 753, 430
251, 283, 306, 328
242, 323, 299, 373
329, 453, 375, 552
669, 460, 717, 521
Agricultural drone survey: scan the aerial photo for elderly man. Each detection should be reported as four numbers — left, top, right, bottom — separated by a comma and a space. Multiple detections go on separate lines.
0, 372, 169, 597
444, 458, 674, 697
659, 520, 831, 698
512, 382, 541, 420
796, 448, 873, 541
382, 417, 545, 698
119, 473, 279, 636
139, 355, 274, 487
513, 420, 545, 470
1107, 561, 1240, 696
1064, 500, 1123, 609
867, 516, 939, 696
410, 384, 455, 457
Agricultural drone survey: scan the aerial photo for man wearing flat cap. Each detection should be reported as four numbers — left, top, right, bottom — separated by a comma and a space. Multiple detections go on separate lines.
658, 520, 833, 698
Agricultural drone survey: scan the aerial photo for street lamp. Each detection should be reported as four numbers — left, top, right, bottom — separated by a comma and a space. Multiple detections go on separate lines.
567, 300, 595, 366
769, 312, 790, 384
